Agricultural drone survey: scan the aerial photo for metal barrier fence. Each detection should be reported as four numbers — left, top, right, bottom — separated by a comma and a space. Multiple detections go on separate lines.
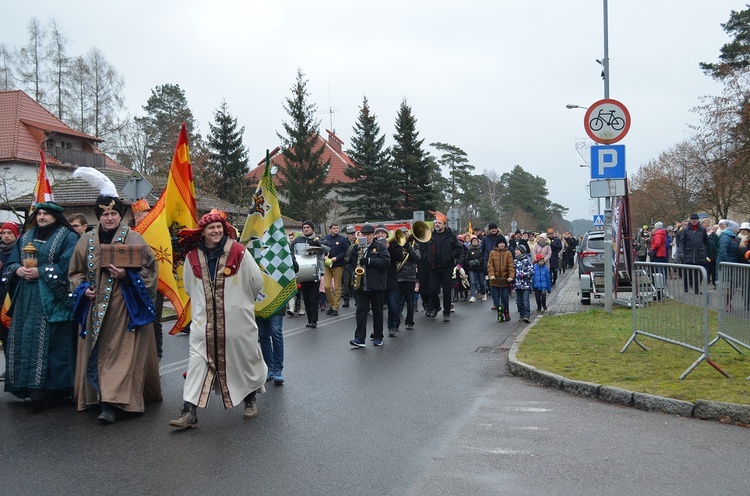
713, 262, 750, 380
622, 262, 729, 379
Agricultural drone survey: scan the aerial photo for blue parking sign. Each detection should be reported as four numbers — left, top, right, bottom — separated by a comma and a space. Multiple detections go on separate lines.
590, 145, 626, 179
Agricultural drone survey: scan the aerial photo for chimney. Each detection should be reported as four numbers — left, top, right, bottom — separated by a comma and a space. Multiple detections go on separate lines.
326, 129, 343, 153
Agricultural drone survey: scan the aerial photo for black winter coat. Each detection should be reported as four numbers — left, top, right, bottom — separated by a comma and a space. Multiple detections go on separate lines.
347, 238, 390, 291
678, 225, 709, 265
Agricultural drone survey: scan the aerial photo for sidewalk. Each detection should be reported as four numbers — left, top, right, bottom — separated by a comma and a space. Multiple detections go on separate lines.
508, 266, 750, 424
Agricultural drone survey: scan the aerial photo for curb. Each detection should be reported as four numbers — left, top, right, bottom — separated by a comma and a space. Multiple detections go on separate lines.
508, 315, 750, 425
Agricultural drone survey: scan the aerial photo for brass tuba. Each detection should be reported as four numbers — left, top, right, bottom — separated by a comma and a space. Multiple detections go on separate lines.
396, 221, 432, 272
387, 228, 406, 246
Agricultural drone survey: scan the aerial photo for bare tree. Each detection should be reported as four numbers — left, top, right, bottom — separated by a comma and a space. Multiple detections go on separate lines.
17, 17, 47, 103
0, 43, 16, 91
46, 17, 70, 120
85, 48, 125, 143
66, 55, 92, 133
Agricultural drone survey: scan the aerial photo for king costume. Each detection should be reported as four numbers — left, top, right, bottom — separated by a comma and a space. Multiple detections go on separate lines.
69, 223, 162, 414
3, 203, 79, 407
169, 209, 267, 428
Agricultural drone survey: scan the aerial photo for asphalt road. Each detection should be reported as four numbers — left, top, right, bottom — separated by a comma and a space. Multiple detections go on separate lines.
1, 272, 748, 495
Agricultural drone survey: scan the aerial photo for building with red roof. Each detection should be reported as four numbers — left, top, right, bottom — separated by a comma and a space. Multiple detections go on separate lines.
246, 129, 356, 185
0, 90, 129, 220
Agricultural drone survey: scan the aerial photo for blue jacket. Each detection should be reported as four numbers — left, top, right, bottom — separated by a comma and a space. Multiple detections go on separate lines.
514, 255, 535, 291
324, 233, 350, 268
532, 264, 552, 292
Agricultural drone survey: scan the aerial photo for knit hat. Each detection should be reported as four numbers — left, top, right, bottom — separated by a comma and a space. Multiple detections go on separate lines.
493, 235, 507, 247
488, 223, 498, 231
725, 220, 740, 232
535, 253, 545, 262
689, 213, 700, 220
740, 222, 750, 230
1, 222, 19, 238
516, 244, 527, 255
375, 224, 388, 234
302, 220, 315, 229
654, 221, 663, 229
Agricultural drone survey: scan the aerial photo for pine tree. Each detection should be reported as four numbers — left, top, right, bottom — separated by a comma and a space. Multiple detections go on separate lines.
391, 99, 440, 219
276, 69, 331, 223
430, 142, 475, 208
135, 83, 200, 176
206, 100, 250, 205
341, 96, 398, 222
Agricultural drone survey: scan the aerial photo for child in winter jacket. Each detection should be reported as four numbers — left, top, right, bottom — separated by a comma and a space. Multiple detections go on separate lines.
514, 245, 535, 323
532, 254, 552, 312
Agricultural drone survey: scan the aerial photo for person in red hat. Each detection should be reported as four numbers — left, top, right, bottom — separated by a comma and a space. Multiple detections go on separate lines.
531, 253, 552, 313
168, 209, 267, 428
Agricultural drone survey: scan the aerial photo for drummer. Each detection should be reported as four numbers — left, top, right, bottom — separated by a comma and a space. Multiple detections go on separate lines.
291, 220, 330, 328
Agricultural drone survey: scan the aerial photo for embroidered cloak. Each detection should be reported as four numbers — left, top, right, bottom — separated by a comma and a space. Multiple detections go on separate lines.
182, 238, 267, 408
69, 224, 162, 413
3, 224, 79, 399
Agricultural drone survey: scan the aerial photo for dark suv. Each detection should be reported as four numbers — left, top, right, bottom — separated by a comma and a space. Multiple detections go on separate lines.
577, 230, 630, 304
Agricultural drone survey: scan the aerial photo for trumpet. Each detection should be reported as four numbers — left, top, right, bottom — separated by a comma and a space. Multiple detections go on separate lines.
353, 238, 367, 290
396, 221, 432, 272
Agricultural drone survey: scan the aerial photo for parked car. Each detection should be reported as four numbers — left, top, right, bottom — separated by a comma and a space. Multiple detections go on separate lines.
578, 230, 630, 304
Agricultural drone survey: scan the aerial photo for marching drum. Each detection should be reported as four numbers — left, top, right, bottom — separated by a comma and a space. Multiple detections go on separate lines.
295, 245, 322, 283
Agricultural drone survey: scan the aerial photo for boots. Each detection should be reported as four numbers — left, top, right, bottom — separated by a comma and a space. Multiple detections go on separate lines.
243, 392, 258, 419
169, 401, 198, 429
504, 310, 511, 322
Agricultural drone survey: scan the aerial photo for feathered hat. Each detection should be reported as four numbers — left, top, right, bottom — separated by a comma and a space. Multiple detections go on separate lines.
73, 167, 125, 219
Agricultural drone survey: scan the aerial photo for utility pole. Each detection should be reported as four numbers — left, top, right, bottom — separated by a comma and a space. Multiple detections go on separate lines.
602, 0, 613, 313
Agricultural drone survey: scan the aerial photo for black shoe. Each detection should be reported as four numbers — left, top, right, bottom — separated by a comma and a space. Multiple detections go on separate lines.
326, 308, 334, 315
523, 317, 530, 323
310, 322, 317, 328
443, 315, 450, 322
342, 300, 349, 308
305, 323, 312, 328
332, 310, 339, 316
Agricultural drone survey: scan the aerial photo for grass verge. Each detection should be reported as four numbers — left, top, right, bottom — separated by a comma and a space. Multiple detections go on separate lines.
516, 307, 750, 405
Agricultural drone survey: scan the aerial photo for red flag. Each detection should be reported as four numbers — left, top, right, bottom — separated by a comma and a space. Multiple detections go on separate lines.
33, 150, 55, 206
134, 124, 198, 333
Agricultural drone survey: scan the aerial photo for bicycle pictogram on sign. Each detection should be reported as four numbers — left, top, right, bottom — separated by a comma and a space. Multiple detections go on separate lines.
583, 99, 630, 145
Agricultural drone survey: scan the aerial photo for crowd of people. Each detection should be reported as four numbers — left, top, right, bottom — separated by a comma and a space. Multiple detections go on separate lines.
641, 214, 750, 309
7, 192, 746, 430
282, 219, 581, 347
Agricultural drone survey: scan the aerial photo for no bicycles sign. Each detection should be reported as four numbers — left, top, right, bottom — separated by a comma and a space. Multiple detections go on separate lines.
583, 99, 630, 144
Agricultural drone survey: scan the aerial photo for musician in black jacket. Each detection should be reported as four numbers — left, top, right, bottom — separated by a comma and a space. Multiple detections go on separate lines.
348, 224, 390, 348
291, 220, 330, 328
426, 218, 463, 322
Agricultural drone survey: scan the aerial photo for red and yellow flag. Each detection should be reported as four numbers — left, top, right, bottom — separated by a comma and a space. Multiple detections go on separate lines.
134, 124, 197, 333
33, 150, 55, 206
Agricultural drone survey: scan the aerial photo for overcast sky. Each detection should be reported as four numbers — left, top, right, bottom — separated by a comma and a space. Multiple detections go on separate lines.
5, 1, 744, 222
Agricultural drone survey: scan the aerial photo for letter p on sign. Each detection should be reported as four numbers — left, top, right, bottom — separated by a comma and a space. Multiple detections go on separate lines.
590, 145, 626, 179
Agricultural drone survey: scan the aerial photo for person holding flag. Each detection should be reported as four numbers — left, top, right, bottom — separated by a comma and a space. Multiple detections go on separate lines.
239, 151, 299, 386
169, 209, 267, 428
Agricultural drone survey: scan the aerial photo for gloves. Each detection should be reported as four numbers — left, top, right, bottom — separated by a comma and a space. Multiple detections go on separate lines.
359, 258, 368, 266
309, 238, 321, 247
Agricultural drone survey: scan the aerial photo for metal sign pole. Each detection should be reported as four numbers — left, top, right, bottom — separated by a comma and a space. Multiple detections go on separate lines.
602, 0, 613, 313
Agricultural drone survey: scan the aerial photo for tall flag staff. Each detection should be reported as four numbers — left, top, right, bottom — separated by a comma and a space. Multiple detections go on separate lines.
240, 150, 297, 318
